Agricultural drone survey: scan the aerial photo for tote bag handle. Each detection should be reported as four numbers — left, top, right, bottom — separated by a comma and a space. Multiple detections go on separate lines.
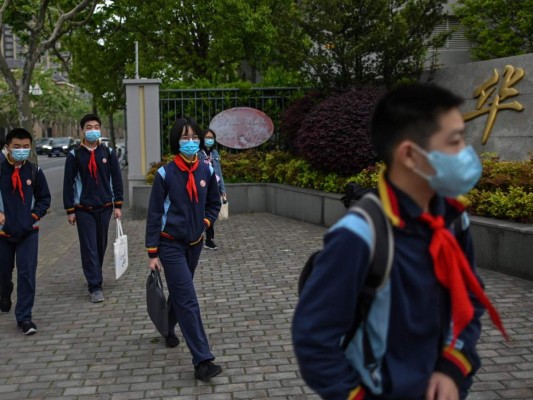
116, 218, 124, 239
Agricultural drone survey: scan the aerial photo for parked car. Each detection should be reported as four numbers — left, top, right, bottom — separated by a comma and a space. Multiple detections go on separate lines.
35, 138, 53, 155
46, 137, 76, 157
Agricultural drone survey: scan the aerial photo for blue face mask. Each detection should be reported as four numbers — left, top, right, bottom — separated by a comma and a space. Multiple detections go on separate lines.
414, 145, 482, 198
179, 139, 200, 157
205, 138, 215, 148
10, 148, 31, 162
85, 130, 101, 143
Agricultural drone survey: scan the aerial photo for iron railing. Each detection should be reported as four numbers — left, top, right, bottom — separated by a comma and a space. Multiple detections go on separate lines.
159, 87, 307, 155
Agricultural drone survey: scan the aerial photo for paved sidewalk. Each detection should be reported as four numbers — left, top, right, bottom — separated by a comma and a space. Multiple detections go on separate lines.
0, 211, 531, 399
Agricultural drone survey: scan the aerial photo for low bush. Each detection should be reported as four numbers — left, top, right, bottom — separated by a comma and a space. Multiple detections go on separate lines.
467, 187, 533, 222
292, 86, 383, 175
145, 151, 532, 223
476, 153, 532, 192
279, 90, 326, 154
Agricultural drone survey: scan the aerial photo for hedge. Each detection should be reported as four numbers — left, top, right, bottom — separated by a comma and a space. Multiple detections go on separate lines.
146, 151, 533, 223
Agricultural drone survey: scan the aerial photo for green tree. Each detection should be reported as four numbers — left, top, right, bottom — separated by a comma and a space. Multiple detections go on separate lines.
207, 0, 309, 83
63, 0, 309, 89
58, 1, 132, 148
0, 0, 98, 136
0, 74, 17, 127
1, 69, 91, 138
454, 0, 533, 60
300, 0, 449, 88
373, 0, 450, 87
139, 0, 309, 84
29, 69, 90, 138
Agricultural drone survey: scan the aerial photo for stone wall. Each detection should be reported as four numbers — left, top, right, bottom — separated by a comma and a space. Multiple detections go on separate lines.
421, 53, 533, 161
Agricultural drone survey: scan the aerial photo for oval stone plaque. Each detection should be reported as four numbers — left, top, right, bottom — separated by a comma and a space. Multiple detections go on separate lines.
209, 107, 274, 149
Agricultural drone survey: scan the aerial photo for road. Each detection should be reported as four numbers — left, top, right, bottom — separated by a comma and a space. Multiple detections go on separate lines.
36, 154, 67, 214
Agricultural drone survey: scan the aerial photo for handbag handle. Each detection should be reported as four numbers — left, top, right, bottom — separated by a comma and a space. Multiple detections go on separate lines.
153, 268, 165, 291
116, 218, 124, 239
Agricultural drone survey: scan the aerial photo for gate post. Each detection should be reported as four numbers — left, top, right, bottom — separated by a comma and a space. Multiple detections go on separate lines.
123, 78, 161, 206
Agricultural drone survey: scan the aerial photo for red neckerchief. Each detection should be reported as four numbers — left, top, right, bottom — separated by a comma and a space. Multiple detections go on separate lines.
174, 154, 199, 202
82, 142, 99, 183
11, 166, 24, 203
418, 212, 508, 346
88, 150, 98, 182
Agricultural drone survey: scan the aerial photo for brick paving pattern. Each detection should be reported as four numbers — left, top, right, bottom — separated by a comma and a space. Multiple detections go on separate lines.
0, 211, 531, 399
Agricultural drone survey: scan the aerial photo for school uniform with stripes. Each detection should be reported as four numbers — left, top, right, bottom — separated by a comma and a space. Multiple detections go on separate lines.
145, 154, 221, 365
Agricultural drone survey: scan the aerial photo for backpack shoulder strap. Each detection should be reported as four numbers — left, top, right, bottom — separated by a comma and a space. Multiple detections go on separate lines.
298, 250, 320, 296
449, 212, 465, 238
30, 162, 38, 184
341, 193, 394, 351
160, 163, 172, 193
73, 145, 82, 167
351, 193, 394, 289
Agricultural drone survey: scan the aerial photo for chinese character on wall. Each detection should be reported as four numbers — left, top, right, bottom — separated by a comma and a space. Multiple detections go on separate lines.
463, 65, 525, 145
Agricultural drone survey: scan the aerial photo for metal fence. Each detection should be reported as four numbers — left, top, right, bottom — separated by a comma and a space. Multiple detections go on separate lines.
159, 87, 306, 154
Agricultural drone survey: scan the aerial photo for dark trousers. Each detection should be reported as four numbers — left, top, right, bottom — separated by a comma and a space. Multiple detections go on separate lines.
0, 232, 38, 322
75, 207, 112, 293
205, 222, 215, 241
159, 239, 214, 365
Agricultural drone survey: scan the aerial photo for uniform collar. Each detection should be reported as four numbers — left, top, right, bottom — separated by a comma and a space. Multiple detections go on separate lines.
377, 167, 463, 229
82, 139, 100, 150
5, 153, 25, 168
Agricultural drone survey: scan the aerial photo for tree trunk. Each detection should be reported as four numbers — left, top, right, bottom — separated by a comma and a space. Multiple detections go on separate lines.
17, 90, 39, 165
108, 113, 116, 150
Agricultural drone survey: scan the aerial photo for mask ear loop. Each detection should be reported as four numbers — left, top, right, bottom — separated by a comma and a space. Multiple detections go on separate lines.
409, 143, 433, 181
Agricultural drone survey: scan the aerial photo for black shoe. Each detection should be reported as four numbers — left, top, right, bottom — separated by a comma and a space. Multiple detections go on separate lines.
165, 334, 180, 348
1, 281, 13, 313
0, 296, 11, 313
204, 240, 218, 250
194, 360, 222, 381
18, 321, 37, 335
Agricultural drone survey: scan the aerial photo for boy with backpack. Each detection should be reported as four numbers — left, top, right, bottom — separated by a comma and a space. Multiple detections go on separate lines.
0, 128, 51, 334
292, 83, 508, 400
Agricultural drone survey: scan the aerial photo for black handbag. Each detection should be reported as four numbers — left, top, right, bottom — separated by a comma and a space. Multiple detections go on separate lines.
146, 269, 169, 337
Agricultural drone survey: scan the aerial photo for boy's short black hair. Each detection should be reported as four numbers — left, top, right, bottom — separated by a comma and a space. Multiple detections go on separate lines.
169, 117, 202, 155
200, 128, 217, 151
6, 128, 33, 145
370, 83, 463, 165
80, 113, 101, 129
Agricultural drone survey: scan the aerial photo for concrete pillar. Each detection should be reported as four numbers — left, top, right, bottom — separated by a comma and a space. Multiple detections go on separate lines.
123, 78, 161, 205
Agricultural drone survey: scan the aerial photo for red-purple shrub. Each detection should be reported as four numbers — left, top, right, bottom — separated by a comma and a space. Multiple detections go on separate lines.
279, 90, 326, 154
293, 87, 383, 175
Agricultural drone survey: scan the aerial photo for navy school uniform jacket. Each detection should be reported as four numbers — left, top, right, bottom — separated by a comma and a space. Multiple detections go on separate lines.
198, 149, 225, 194
292, 177, 484, 400
0, 158, 51, 238
145, 156, 221, 257
63, 144, 123, 214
